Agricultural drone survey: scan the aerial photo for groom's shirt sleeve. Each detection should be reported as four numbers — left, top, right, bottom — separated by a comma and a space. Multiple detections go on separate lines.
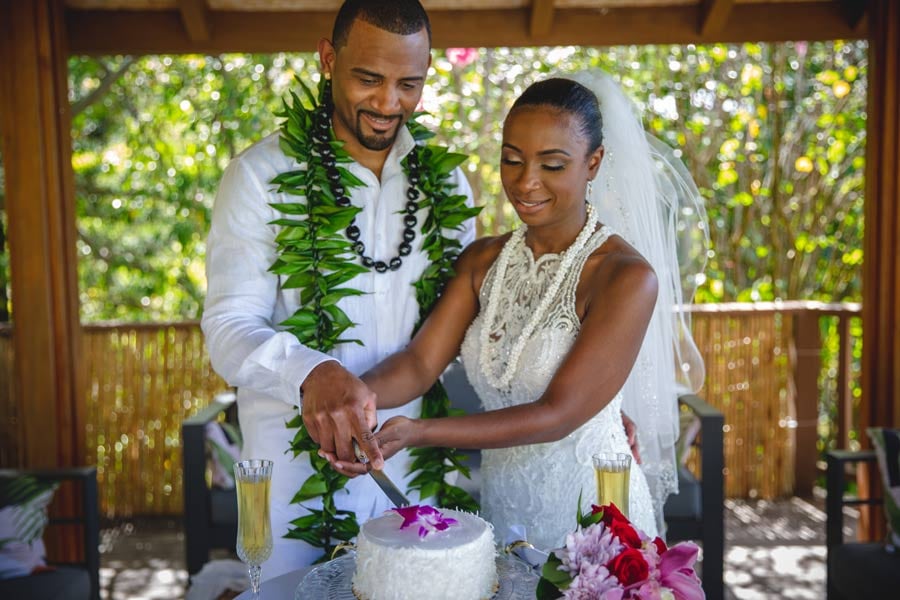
201, 146, 337, 409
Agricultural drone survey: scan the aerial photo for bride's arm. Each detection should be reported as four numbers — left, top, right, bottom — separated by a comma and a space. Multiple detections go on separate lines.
374, 250, 659, 456
361, 238, 494, 409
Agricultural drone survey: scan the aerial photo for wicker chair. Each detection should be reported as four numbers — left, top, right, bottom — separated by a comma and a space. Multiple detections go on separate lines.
825, 449, 900, 599
181, 395, 239, 576
663, 394, 725, 600
0, 466, 100, 600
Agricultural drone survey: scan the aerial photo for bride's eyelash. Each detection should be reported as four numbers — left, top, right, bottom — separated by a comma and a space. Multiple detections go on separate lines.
500, 158, 565, 172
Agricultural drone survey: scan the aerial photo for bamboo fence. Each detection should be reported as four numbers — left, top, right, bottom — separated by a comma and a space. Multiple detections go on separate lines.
81, 322, 226, 517
689, 307, 795, 498
0, 302, 862, 517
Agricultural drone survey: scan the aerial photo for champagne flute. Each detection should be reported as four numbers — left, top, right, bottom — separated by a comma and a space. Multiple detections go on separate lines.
234, 459, 273, 595
593, 452, 631, 517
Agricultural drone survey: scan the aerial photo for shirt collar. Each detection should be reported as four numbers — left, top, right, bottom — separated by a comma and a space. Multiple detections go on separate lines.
392, 124, 416, 159
343, 124, 415, 184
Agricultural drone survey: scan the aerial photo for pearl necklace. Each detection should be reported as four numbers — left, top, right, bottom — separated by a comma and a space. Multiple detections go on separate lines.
480, 203, 600, 389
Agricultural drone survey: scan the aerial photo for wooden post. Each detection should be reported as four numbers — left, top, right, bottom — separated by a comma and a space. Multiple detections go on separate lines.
859, 0, 900, 541
791, 311, 820, 497
0, 0, 83, 469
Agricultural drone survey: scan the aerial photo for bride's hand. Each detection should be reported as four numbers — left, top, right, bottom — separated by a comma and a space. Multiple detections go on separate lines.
375, 416, 418, 460
320, 416, 419, 477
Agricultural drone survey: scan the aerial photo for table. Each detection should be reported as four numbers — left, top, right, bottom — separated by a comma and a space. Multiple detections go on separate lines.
234, 567, 311, 600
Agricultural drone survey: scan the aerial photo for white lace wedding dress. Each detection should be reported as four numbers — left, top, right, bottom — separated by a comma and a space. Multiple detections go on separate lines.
459, 225, 658, 550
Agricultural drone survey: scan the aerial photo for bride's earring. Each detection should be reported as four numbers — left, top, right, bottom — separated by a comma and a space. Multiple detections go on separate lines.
585, 180, 594, 202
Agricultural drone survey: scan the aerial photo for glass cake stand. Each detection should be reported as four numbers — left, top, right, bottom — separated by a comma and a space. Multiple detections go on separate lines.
294, 553, 539, 599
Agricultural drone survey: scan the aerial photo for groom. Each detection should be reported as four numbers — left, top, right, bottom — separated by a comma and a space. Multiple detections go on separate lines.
202, 0, 476, 577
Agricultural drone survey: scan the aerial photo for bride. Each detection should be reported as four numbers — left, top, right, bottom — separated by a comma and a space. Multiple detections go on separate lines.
325, 72, 707, 549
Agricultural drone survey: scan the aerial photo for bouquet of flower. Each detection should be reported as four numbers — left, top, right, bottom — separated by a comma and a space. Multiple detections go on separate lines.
536, 503, 704, 600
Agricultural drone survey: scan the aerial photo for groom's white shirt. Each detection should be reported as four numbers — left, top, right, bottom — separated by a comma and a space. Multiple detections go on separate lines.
202, 126, 475, 577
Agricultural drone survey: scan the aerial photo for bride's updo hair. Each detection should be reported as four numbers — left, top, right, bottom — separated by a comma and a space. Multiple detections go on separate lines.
508, 78, 604, 154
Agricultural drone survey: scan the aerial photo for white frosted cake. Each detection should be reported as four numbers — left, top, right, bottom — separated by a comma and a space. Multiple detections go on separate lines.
352, 506, 498, 600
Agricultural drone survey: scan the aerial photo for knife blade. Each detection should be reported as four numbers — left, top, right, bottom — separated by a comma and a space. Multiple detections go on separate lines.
353, 439, 411, 507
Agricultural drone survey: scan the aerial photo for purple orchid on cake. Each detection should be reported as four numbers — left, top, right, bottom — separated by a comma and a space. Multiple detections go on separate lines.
390, 505, 459, 539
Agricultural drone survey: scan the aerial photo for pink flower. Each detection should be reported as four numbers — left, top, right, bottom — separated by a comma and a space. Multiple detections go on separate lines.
559, 521, 624, 577
657, 543, 704, 600
446, 48, 477, 68
632, 579, 676, 600
540, 502, 704, 600
390, 505, 458, 539
563, 562, 624, 600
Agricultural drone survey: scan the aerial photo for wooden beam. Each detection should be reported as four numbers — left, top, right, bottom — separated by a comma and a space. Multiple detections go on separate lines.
0, 0, 84, 469
859, 0, 899, 545
699, 0, 735, 37
861, 0, 900, 431
530, 0, 556, 39
837, 0, 867, 30
66, 2, 866, 54
177, 0, 211, 43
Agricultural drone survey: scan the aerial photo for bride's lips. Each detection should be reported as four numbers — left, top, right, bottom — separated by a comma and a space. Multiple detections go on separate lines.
513, 198, 551, 214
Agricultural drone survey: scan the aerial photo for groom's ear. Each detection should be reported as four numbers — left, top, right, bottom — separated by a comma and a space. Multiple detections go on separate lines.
318, 37, 337, 78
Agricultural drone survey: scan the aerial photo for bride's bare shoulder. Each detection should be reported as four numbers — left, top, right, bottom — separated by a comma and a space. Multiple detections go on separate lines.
584, 233, 658, 301
457, 233, 512, 272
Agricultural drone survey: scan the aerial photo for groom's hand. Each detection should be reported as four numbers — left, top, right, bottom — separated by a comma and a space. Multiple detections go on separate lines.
301, 361, 383, 469
621, 411, 642, 465
321, 416, 415, 477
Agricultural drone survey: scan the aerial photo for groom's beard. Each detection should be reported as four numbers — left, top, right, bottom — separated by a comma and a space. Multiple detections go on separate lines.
355, 110, 403, 151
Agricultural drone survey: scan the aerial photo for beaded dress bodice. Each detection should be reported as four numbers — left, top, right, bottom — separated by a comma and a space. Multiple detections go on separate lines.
459, 225, 657, 549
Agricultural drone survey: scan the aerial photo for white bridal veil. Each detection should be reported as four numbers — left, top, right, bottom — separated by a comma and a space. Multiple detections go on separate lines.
571, 70, 710, 533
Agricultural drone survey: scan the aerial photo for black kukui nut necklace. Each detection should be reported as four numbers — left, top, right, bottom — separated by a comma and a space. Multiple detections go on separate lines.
311, 99, 422, 274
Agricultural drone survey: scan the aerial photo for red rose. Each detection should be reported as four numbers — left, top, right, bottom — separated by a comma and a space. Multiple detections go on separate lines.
600, 503, 628, 526
607, 547, 650, 586
593, 503, 640, 547
607, 517, 641, 548
652, 536, 667, 555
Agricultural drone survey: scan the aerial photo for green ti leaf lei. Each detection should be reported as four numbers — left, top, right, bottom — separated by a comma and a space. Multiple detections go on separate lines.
268, 78, 482, 563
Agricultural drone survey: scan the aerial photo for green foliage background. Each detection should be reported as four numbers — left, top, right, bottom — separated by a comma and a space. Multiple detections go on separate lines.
0, 41, 866, 323
0, 41, 869, 465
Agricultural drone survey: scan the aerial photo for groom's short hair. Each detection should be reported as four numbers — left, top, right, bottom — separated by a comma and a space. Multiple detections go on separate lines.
332, 0, 432, 49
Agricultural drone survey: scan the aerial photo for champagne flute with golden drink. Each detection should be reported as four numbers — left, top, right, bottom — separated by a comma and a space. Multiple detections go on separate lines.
234, 459, 273, 596
593, 452, 631, 517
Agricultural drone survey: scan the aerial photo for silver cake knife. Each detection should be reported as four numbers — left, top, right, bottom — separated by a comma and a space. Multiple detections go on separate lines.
352, 439, 411, 507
